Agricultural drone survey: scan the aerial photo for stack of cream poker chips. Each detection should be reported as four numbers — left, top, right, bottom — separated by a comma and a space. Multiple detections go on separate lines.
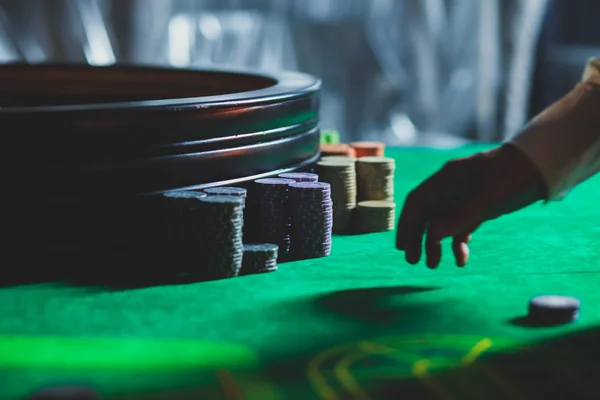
356, 200, 396, 233
315, 158, 357, 234
356, 156, 395, 201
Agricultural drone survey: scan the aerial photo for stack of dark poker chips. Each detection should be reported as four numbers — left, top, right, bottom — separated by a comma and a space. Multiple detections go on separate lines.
196, 195, 245, 280
278, 172, 319, 182
289, 182, 333, 260
203, 186, 247, 226
161, 191, 208, 267
239, 244, 279, 275
254, 178, 295, 261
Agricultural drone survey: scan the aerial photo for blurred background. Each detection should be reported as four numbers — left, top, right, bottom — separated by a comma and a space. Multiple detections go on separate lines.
0, 0, 597, 147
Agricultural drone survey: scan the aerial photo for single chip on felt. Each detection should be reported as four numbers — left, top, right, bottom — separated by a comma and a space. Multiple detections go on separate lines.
357, 200, 396, 233
350, 141, 385, 157
239, 243, 278, 275
278, 172, 319, 182
320, 129, 341, 144
528, 295, 580, 324
320, 143, 356, 157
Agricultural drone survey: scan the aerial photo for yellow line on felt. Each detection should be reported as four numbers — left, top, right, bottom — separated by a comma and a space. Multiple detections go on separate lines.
460, 338, 527, 399
333, 350, 371, 400
412, 360, 451, 400
307, 346, 347, 400
216, 369, 245, 400
461, 338, 492, 366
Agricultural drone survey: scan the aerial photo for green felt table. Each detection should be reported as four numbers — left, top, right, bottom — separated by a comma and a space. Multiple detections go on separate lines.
2, 144, 600, 400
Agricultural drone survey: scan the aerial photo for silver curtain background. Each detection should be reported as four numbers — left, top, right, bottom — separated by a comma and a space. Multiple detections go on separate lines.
0, 0, 550, 146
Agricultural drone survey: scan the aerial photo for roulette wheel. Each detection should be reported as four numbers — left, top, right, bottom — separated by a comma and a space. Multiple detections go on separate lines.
0, 64, 321, 267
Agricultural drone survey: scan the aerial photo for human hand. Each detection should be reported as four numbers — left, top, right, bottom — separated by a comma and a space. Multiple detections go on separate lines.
395, 143, 547, 268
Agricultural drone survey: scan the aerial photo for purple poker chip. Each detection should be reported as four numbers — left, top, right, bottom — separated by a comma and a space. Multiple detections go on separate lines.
255, 178, 296, 185
289, 182, 330, 190
278, 172, 319, 182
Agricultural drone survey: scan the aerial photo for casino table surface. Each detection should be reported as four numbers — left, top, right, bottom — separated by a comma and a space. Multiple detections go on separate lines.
2, 144, 600, 399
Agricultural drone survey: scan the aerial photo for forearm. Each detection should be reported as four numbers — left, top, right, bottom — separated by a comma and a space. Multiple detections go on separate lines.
509, 58, 600, 200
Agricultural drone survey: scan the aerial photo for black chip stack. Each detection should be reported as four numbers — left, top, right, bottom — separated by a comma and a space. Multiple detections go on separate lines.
278, 172, 319, 182
197, 195, 245, 280
289, 182, 333, 260
239, 244, 279, 275
162, 191, 208, 267
204, 186, 247, 227
254, 178, 295, 261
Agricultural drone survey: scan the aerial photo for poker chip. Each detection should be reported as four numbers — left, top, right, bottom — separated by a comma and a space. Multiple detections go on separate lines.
528, 295, 580, 324
289, 182, 333, 260
253, 178, 296, 261
350, 141, 385, 157
356, 156, 395, 202
319, 155, 356, 163
357, 201, 396, 233
320, 143, 356, 157
316, 159, 357, 234
203, 187, 247, 199
196, 195, 245, 280
239, 243, 279, 275
277, 172, 319, 182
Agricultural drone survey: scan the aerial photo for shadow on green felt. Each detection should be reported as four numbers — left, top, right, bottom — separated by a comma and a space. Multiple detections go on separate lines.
312, 286, 440, 325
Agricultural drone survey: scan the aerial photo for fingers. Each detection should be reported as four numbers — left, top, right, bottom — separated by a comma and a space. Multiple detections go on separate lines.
396, 159, 470, 256
425, 232, 442, 269
405, 217, 426, 264
452, 234, 471, 267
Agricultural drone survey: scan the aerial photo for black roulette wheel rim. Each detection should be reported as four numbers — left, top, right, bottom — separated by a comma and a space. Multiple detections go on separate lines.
0, 64, 321, 262
0, 64, 321, 193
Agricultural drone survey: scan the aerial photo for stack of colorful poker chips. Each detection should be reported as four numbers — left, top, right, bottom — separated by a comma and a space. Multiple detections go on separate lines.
289, 182, 333, 260
197, 195, 245, 280
239, 244, 279, 275
278, 172, 319, 182
254, 178, 295, 261
356, 156, 396, 202
350, 141, 385, 157
316, 158, 357, 234
357, 201, 396, 233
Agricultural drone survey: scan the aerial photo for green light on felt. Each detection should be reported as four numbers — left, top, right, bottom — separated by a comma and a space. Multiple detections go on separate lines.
0, 335, 258, 371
